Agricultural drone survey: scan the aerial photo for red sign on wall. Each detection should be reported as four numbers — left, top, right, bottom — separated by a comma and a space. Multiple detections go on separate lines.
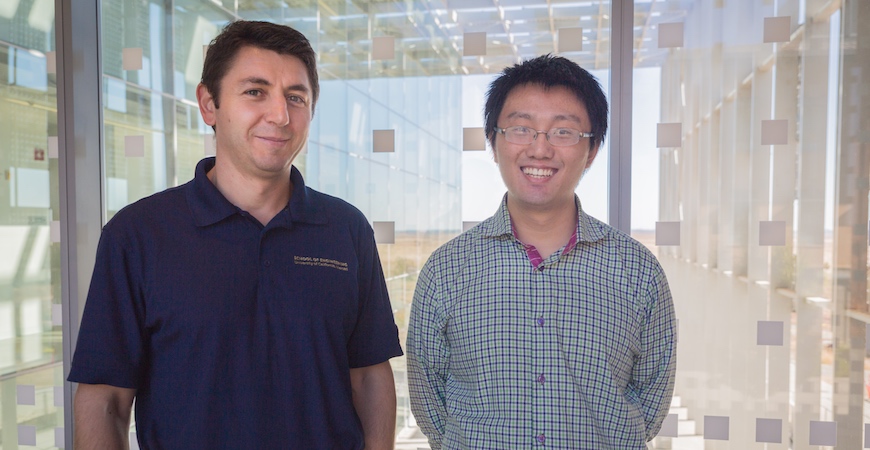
34, 148, 45, 161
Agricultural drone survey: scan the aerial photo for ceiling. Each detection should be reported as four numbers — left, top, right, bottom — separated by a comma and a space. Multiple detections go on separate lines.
248, 0, 694, 79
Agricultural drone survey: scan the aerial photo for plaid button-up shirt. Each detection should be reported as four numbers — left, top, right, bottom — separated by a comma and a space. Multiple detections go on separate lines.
407, 195, 676, 449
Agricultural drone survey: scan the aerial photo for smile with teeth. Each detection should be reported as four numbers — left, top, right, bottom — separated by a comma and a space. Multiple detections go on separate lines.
523, 167, 555, 178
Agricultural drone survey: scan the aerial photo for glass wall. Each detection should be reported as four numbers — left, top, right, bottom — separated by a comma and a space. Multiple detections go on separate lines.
13, 0, 870, 449
93, 1, 612, 447
632, 0, 870, 448
0, 0, 65, 448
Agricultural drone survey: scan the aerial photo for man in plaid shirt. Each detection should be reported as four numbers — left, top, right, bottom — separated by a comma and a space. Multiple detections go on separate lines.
407, 55, 677, 449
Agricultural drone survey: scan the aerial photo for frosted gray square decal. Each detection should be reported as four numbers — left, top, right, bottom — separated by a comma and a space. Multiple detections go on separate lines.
558, 28, 583, 53
17, 384, 35, 405
757, 321, 784, 346
704, 415, 729, 440
18, 425, 36, 446
763, 16, 791, 43
809, 420, 836, 446
373, 221, 395, 244
463, 32, 486, 56
756, 418, 782, 443
658, 23, 684, 48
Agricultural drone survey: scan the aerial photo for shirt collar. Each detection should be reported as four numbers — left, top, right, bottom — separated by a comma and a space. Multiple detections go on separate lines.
187, 157, 327, 227
478, 193, 607, 244
285, 164, 328, 225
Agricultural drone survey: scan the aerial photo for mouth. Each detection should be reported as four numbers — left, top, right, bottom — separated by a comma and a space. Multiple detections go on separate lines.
256, 136, 292, 147
258, 136, 290, 142
522, 167, 555, 179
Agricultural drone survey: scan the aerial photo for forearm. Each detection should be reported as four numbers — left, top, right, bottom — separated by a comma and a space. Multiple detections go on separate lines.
74, 384, 135, 450
406, 355, 446, 447
350, 361, 397, 450
640, 357, 676, 439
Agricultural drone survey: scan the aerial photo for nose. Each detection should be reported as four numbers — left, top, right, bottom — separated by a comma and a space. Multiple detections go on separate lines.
527, 130, 554, 158
265, 95, 290, 127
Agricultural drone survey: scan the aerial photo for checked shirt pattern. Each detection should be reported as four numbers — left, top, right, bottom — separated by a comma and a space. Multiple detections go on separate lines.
407, 195, 677, 449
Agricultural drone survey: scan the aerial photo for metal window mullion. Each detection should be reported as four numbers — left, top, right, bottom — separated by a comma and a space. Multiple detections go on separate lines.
56, 0, 104, 444
609, 0, 633, 233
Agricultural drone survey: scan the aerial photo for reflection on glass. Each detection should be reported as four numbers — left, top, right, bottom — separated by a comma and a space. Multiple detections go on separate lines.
0, 2, 64, 448
11, 0, 865, 447
631, 0, 870, 447
95, 0, 614, 447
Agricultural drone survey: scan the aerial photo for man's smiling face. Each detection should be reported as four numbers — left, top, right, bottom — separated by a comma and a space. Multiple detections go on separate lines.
492, 83, 599, 215
197, 45, 313, 181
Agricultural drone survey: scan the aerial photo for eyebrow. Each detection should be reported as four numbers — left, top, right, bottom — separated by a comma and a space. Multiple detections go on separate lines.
238, 77, 310, 94
505, 111, 583, 124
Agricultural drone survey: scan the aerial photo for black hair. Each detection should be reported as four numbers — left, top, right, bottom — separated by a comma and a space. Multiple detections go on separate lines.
484, 54, 608, 151
202, 20, 319, 114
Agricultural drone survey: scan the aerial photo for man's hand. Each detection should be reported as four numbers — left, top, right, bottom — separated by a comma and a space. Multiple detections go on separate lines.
74, 383, 136, 449
350, 361, 397, 450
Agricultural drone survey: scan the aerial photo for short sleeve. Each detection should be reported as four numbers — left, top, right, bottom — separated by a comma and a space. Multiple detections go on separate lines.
68, 223, 148, 388
345, 222, 403, 368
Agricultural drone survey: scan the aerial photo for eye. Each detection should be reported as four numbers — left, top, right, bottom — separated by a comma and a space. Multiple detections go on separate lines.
287, 94, 308, 105
511, 126, 531, 135
244, 89, 262, 97
553, 128, 576, 137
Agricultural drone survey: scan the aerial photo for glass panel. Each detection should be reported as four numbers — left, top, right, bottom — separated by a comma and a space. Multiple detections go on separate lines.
0, 1, 64, 448
632, 0, 870, 447
98, 0, 611, 447
102, 0, 231, 221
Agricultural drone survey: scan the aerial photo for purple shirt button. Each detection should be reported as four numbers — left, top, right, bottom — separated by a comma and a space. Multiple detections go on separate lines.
536, 373, 545, 385
536, 316, 545, 327
536, 433, 546, 444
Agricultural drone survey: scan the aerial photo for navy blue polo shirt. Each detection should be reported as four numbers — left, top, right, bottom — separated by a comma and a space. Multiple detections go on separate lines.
69, 157, 403, 449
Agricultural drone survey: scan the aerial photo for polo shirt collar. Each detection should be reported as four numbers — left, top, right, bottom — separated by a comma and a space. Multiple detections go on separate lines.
479, 193, 607, 243
285, 165, 327, 225
187, 157, 327, 227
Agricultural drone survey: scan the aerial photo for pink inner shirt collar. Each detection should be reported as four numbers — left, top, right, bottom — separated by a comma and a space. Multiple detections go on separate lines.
510, 221, 579, 269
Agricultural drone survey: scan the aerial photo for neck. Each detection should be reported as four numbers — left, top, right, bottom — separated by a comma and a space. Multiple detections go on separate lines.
508, 196, 578, 259
207, 162, 293, 226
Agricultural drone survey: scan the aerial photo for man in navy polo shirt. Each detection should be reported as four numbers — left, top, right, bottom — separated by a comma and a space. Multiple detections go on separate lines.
69, 21, 403, 449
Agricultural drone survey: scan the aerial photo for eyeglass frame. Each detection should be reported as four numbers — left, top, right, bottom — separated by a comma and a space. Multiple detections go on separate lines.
494, 125, 594, 147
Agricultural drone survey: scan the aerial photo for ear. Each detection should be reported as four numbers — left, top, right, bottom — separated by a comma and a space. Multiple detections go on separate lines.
196, 83, 217, 127
489, 135, 499, 164
585, 143, 600, 170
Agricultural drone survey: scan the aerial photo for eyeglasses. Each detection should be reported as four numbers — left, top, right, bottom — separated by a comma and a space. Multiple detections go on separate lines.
495, 126, 593, 147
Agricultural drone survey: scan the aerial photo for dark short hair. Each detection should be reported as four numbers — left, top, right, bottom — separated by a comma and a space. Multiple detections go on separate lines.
484, 54, 608, 151
201, 20, 319, 114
